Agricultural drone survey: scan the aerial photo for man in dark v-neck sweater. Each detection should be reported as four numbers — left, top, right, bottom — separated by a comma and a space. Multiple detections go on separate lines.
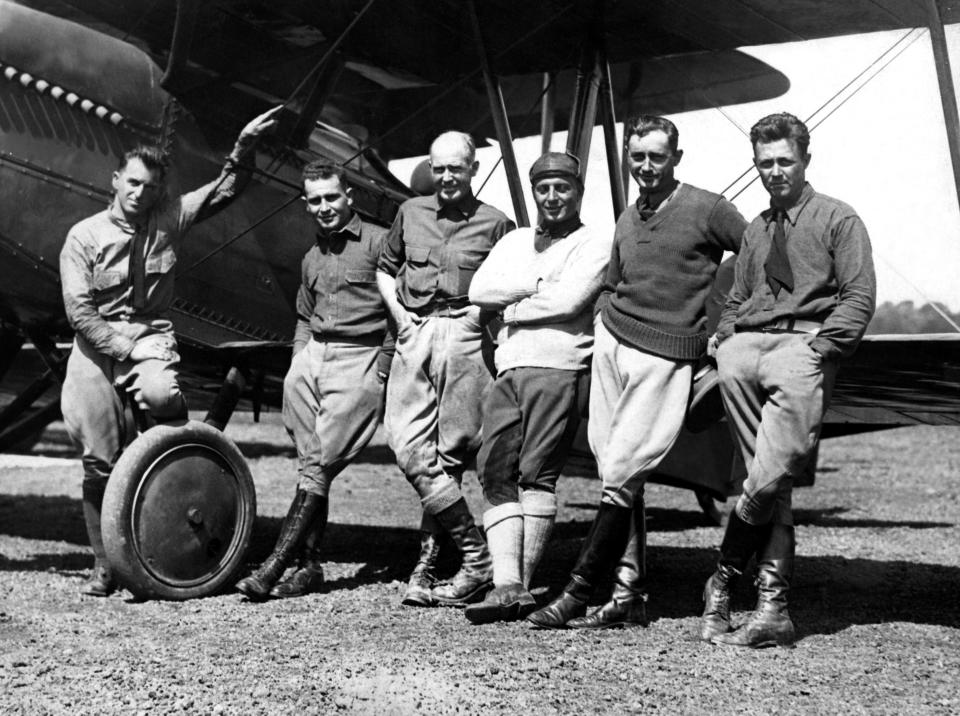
529, 115, 746, 630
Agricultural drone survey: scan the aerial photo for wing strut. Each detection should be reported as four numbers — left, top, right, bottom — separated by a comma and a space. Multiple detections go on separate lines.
540, 72, 557, 155
925, 0, 960, 214
467, 0, 529, 227
598, 45, 627, 219
566, 43, 602, 173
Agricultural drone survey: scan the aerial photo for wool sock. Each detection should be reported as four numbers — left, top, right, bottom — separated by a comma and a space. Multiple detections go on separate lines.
482, 502, 524, 587
519, 488, 558, 589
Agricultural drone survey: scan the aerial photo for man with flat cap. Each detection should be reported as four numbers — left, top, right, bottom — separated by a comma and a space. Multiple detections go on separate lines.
377, 130, 515, 607
529, 114, 746, 629
463, 152, 610, 624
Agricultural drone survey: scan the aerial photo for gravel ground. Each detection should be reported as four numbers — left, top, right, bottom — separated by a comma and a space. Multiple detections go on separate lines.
1, 415, 958, 715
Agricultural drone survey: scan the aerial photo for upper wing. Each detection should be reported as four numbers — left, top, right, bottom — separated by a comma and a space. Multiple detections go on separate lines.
22, 0, 955, 159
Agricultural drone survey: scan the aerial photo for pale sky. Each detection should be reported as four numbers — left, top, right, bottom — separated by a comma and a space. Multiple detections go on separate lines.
390, 25, 960, 311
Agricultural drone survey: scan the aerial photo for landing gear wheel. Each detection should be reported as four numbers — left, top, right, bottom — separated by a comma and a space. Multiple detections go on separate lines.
102, 420, 256, 600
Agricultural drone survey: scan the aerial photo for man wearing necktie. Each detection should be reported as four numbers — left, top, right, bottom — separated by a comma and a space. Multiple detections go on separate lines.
702, 113, 876, 647
528, 115, 746, 629
59, 106, 281, 597
463, 152, 610, 624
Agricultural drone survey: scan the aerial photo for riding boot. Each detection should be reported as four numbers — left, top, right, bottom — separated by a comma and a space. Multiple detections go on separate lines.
699, 511, 770, 642
713, 523, 796, 648
236, 489, 322, 601
81, 477, 116, 597
401, 512, 442, 607
431, 499, 493, 606
568, 498, 647, 629
269, 496, 328, 599
527, 501, 633, 629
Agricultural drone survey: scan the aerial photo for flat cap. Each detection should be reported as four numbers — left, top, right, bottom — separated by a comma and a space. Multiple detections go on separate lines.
529, 151, 581, 184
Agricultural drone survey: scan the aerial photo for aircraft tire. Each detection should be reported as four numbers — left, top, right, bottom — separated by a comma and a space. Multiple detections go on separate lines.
102, 420, 256, 600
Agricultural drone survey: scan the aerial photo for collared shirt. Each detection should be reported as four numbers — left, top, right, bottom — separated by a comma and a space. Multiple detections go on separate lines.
717, 183, 876, 361
637, 179, 680, 220
377, 192, 515, 312
60, 161, 251, 361
293, 213, 390, 354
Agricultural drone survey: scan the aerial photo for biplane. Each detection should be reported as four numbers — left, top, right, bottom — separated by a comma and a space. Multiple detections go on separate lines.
1, 0, 959, 599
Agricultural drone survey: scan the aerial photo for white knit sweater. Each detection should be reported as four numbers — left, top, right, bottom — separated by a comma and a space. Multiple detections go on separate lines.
469, 224, 611, 373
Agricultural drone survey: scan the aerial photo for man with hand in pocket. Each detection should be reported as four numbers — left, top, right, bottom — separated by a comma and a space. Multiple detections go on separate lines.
377, 131, 515, 607
236, 161, 394, 601
701, 113, 875, 647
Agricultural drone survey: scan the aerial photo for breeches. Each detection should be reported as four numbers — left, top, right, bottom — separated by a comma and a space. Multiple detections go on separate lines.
477, 366, 588, 506
61, 320, 185, 484
384, 308, 492, 515
587, 320, 693, 508
282, 339, 384, 497
717, 331, 837, 526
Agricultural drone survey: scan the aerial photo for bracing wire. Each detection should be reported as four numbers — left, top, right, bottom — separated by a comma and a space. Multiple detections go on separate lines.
723, 27, 925, 201
180, 0, 380, 275
875, 253, 960, 332
476, 75, 558, 197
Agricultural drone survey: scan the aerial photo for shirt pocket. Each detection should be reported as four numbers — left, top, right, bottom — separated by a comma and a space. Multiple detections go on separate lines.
406, 245, 430, 265
454, 250, 487, 296
456, 259, 480, 295
345, 270, 377, 285
92, 269, 126, 293
145, 247, 177, 276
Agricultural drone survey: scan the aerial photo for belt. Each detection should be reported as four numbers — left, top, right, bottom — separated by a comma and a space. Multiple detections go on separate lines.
412, 301, 470, 318
754, 318, 822, 335
108, 313, 165, 324
311, 331, 383, 347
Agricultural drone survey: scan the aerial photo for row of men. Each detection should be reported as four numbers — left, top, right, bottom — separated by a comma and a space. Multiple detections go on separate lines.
60, 107, 875, 648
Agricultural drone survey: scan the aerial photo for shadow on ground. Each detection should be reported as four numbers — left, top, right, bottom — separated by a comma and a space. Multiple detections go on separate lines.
3, 494, 958, 636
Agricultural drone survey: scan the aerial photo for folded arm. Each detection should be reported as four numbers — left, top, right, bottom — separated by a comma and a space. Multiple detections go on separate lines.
503, 237, 609, 326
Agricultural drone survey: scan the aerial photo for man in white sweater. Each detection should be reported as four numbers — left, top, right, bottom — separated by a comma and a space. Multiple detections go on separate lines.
464, 152, 611, 624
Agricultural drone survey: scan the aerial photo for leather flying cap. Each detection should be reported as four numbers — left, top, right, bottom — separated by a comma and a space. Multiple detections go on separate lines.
529, 151, 581, 184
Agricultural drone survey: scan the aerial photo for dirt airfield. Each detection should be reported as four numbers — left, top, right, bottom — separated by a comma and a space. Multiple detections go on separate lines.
1, 414, 958, 715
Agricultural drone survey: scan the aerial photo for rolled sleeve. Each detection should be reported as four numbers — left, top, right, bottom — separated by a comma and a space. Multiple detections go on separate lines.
176, 153, 253, 234
377, 210, 406, 278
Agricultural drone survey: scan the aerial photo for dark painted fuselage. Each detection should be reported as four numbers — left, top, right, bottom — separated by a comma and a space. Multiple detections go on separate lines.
0, 2, 406, 366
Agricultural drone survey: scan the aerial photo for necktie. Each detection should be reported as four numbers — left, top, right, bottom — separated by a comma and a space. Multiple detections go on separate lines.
764, 209, 794, 297
130, 224, 147, 310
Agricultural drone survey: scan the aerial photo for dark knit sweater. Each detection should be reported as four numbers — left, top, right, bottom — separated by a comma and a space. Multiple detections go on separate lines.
596, 183, 746, 360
